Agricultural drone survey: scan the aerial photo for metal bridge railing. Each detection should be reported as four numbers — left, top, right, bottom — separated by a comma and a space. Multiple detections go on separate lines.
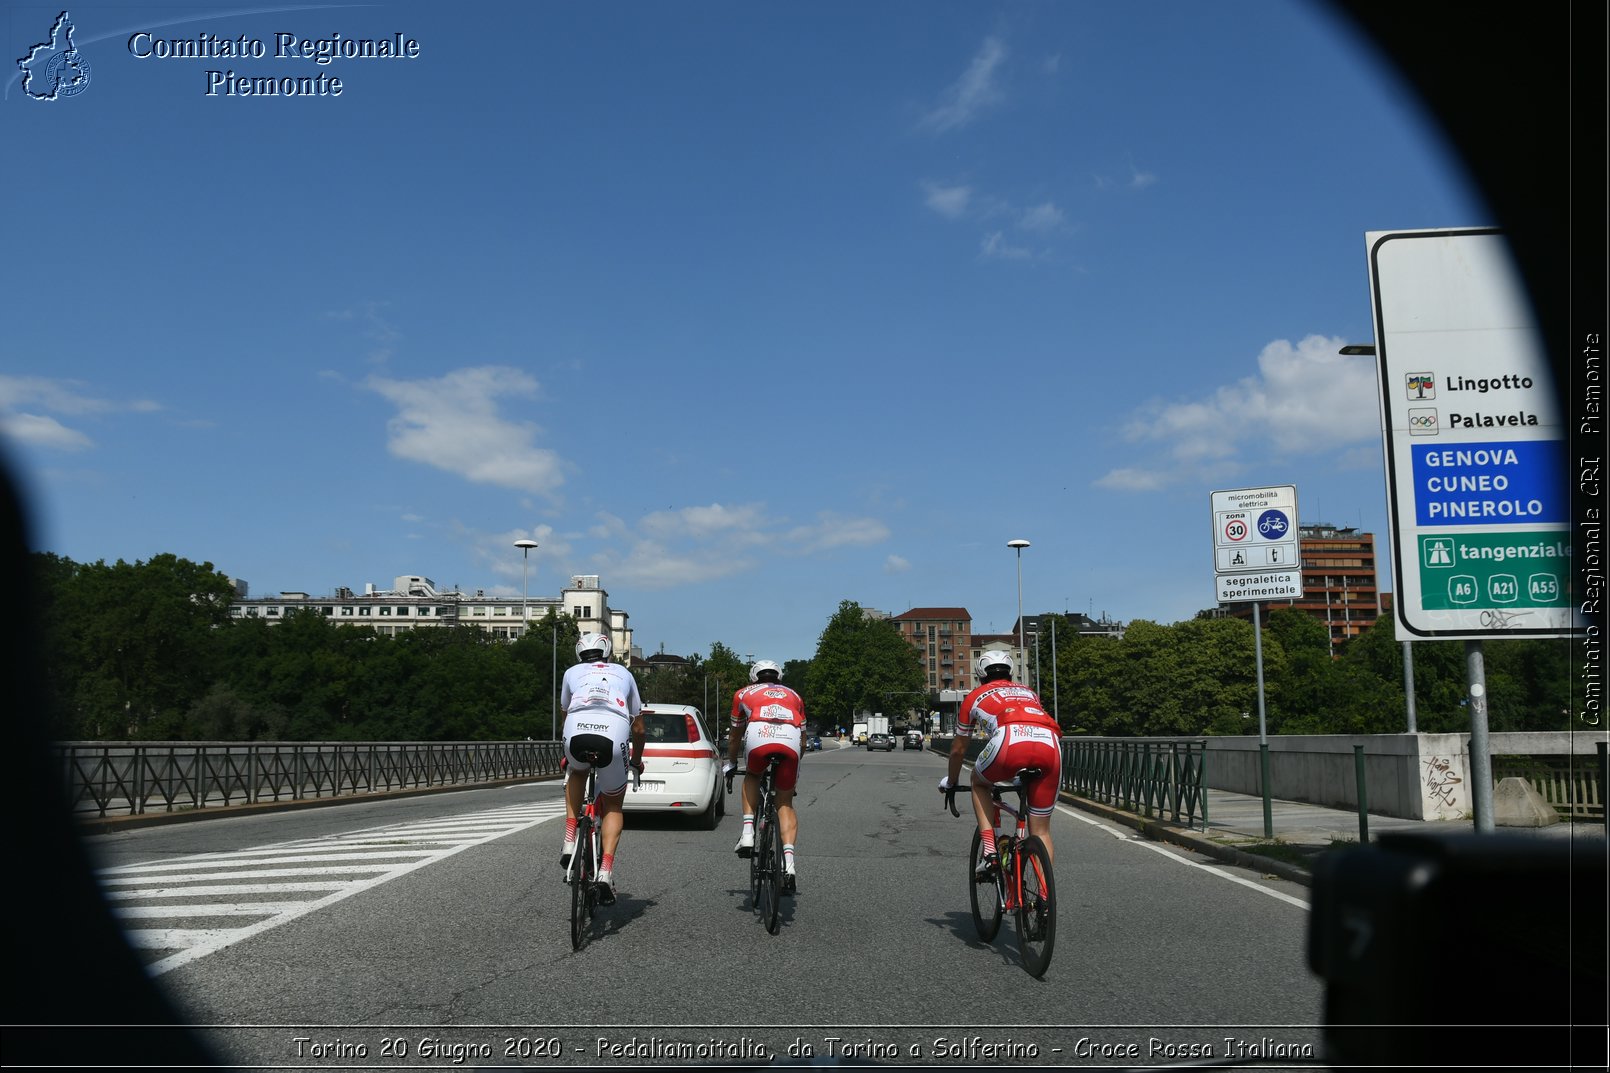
930, 733, 1211, 832
1061, 736, 1210, 831
50, 741, 566, 819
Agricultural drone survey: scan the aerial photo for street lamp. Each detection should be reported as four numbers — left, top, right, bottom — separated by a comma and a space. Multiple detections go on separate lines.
513, 539, 538, 639
1008, 539, 1030, 681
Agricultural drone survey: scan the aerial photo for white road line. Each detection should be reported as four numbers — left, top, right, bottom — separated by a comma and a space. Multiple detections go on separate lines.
109, 801, 564, 976
1057, 804, 1310, 911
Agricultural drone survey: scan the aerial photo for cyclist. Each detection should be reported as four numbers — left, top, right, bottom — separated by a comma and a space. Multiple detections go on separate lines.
940, 651, 1062, 873
724, 659, 806, 893
559, 632, 644, 905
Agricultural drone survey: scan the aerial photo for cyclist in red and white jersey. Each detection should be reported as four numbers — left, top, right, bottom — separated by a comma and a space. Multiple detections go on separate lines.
559, 632, 644, 904
941, 651, 1063, 872
724, 660, 806, 893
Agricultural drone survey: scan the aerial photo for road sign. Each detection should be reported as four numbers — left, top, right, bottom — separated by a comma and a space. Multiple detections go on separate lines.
1211, 485, 1300, 604
1367, 228, 1571, 639
1216, 570, 1301, 603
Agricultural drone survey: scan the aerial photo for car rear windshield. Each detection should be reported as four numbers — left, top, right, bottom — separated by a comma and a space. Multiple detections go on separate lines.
642, 710, 699, 743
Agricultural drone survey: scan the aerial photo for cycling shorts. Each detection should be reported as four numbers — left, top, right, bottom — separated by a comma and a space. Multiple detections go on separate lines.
974, 723, 1062, 816
563, 709, 633, 798
742, 720, 802, 792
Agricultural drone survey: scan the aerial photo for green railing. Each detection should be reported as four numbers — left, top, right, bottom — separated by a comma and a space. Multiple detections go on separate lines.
931, 734, 1211, 831
50, 741, 565, 819
1062, 736, 1210, 831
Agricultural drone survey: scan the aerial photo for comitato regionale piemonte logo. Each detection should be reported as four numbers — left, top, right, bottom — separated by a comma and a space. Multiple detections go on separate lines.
17, 11, 90, 100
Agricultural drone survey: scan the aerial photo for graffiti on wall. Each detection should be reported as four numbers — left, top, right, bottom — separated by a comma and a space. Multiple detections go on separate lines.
1423, 756, 1463, 807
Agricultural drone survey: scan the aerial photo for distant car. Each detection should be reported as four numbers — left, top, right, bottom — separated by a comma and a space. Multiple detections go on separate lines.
805, 735, 823, 752
623, 703, 725, 829
865, 733, 896, 752
903, 731, 924, 750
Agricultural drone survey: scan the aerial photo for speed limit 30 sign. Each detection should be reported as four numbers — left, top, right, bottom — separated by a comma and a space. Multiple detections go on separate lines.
1211, 485, 1300, 601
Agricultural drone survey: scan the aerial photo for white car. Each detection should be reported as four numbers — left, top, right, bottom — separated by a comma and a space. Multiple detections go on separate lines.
623, 703, 725, 829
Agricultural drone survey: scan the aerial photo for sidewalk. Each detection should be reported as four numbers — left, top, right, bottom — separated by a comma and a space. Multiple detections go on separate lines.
1060, 785, 1605, 887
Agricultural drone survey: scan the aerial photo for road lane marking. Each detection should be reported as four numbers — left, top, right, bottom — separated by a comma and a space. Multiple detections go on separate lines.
1057, 804, 1310, 911
97, 800, 565, 975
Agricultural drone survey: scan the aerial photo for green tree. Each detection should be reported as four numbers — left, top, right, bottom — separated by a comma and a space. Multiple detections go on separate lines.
36, 552, 236, 738
805, 601, 924, 728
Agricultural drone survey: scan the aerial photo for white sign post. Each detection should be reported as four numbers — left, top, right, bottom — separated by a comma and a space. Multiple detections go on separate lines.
1209, 483, 1299, 838
1368, 228, 1570, 641
1365, 227, 1569, 832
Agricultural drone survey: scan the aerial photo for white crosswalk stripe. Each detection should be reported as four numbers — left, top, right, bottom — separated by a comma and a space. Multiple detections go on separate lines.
97, 800, 564, 976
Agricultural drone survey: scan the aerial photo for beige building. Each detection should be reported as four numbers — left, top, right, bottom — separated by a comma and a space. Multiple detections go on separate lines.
229, 572, 632, 659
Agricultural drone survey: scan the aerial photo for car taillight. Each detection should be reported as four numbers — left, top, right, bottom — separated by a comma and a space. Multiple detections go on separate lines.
685, 714, 700, 742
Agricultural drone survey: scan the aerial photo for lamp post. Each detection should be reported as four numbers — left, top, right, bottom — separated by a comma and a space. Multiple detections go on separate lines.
1008, 539, 1030, 681
1339, 342, 1416, 732
514, 539, 538, 639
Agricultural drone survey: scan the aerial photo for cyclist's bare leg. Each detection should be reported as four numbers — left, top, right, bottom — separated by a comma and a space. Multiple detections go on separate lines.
597, 791, 626, 862
741, 771, 761, 815
564, 769, 584, 821
777, 788, 797, 847
969, 780, 1000, 844
1027, 813, 1053, 864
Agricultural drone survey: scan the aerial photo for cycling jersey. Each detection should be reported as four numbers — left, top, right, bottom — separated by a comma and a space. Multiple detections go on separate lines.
560, 660, 642, 797
960, 679, 1062, 816
731, 682, 806, 792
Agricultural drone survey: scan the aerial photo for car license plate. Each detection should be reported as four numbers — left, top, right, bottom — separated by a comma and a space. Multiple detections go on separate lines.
634, 780, 665, 791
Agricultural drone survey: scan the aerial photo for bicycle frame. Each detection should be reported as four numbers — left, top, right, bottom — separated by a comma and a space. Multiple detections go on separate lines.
946, 771, 1057, 977
736, 757, 784, 934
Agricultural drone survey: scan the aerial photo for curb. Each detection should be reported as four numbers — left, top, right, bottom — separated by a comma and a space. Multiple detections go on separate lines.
1056, 790, 1315, 888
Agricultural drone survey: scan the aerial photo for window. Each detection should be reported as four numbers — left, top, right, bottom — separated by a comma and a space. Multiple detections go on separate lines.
419, 607, 432, 616
359, 607, 371, 616
396, 606, 409, 616
267, 607, 279, 616
493, 606, 507, 616
341, 606, 353, 616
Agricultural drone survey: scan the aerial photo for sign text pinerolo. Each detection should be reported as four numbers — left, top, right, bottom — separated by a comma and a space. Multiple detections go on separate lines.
128, 30, 422, 97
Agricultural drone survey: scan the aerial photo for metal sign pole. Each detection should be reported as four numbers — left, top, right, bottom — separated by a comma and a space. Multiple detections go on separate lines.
1253, 600, 1272, 838
1465, 641, 1494, 832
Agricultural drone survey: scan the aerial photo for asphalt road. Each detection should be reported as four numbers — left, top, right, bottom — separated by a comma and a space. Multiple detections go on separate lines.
80, 743, 1324, 1068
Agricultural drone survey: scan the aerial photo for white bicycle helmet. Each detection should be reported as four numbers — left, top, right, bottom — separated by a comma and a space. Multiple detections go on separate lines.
749, 659, 782, 683
975, 651, 1013, 681
576, 632, 613, 662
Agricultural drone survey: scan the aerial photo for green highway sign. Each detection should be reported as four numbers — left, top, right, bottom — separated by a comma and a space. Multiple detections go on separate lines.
1416, 532, 1570, 611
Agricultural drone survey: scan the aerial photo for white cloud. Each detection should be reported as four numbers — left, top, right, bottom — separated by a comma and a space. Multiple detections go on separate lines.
0, 412, 94, 450
1096, 335, 1379, 490
1018, 201, 1065, 232
0, 375, 160, 451
364, 366, 566, 496
1094, 467, 1171, 492
884, 554, 911, 574
920, 35, 1007, 133
980, 231, 1032, 261
923, 181, 972, 219
580, 504, 891, 590
1129, 168, 1158, 189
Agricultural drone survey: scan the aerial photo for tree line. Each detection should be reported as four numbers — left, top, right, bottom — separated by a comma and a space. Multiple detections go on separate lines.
31, 553, 1568, 742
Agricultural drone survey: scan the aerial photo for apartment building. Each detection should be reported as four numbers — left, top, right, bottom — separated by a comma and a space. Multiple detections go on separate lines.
229, 572, 633, 658
891, 607, 973, 693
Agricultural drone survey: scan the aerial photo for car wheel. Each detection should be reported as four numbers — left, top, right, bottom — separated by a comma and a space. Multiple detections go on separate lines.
700, 775, 724, 830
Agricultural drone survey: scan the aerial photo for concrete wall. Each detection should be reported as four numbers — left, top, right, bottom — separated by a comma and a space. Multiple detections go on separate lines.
1200, 731, 1607, 821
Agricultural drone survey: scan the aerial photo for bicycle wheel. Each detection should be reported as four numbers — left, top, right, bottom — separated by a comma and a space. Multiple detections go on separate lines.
1014, 835, 1056, 978
760, 805, 783, 934
967, 828, 1002, 942
570, 817, 593, 951
748, 813, 763, 905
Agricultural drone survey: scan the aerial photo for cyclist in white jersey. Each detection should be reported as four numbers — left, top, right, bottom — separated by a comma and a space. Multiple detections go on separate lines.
559, 632, 643, 904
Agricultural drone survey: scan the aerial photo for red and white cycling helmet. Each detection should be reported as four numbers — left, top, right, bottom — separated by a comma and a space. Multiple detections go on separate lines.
576, 632, 613, 662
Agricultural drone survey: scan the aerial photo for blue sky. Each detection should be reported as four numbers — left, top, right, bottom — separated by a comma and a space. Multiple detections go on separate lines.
2, 1, 1489, 664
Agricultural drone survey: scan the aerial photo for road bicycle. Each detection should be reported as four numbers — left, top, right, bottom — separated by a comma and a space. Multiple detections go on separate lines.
728, 755, 784, 935
943, 770, 1057, 977
563, 748, 639, 951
